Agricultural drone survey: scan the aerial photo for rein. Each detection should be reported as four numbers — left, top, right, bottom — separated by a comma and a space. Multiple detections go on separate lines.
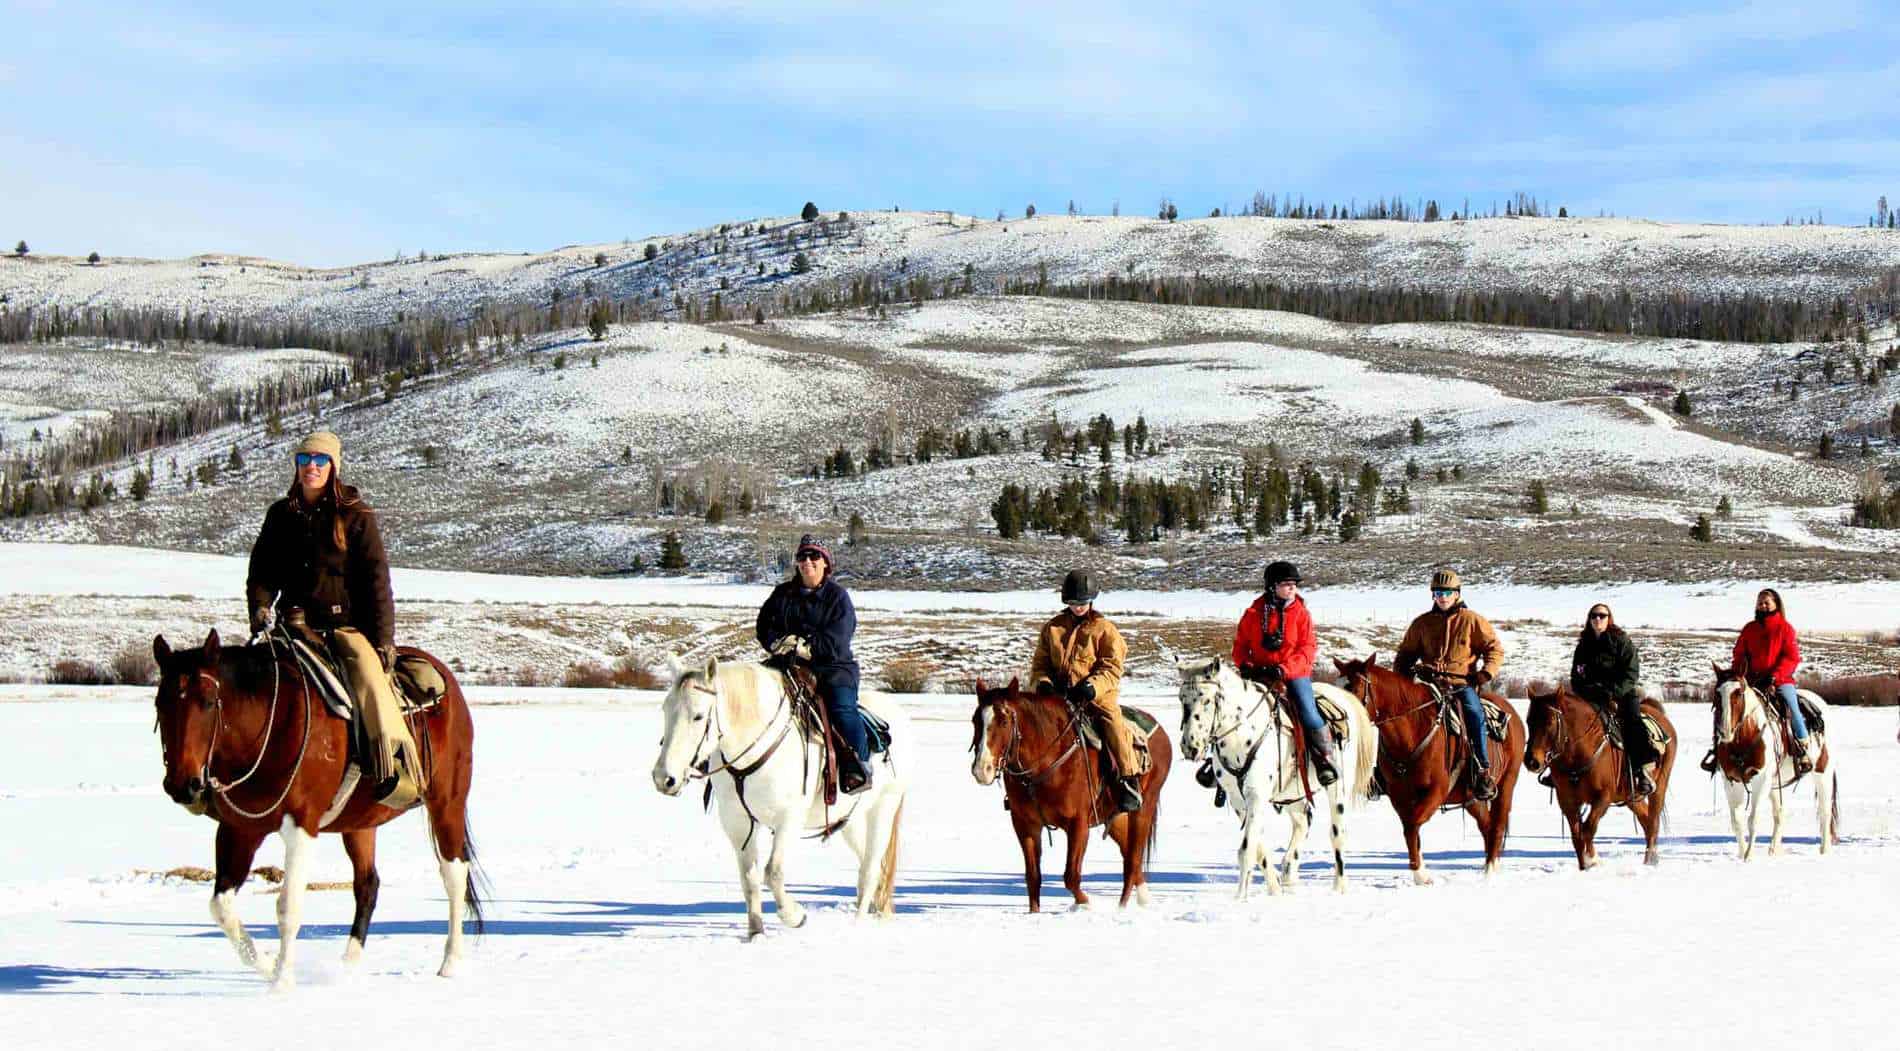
992, 700, 1085, 786
1352, 673, 1445, 778
1539, 693, 1613, 787
201, 634, 314, 820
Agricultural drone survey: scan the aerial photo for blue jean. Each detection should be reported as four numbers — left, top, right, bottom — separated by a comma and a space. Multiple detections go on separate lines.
1456, 686, 1487, 764
1776, 683, 1809, 740
1285, 676, 1323, 733
823, 681, 870, 760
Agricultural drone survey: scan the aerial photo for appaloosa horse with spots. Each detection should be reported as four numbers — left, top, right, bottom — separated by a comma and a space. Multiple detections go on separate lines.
1523, 684, 1677, 868
970, 678, 1171, 911
1334, 654, 1525, 883
152, 628, 482, 990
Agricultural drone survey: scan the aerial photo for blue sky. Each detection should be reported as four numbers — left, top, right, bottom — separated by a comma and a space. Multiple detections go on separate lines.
6, 0, 1899, 266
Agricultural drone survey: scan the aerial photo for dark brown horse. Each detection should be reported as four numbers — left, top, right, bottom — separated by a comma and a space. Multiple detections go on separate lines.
152, 627, 482, 990
1333, 655, 1524, 883
1523, 685, 1677, 868
969, 678, 1171, 911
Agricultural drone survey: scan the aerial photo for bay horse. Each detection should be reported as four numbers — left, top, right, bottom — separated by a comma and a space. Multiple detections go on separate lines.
1174, 656, 1377, 898
1333, 655, 1524, 883
969, 678, 1171, 912
651, 657, 909, 939
151, 628, 482, 992
1709, 664, 1838, 860
1522, 685, 1677, 868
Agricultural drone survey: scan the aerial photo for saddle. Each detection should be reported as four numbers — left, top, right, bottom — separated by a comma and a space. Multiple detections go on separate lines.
272, 627, 443, 788
1580, 695, 1671, 756
766, 657, 891, 804
1417, 677, 1509, 742
1072, 702, 1157, 775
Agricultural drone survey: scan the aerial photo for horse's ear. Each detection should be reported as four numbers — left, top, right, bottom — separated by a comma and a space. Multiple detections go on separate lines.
1155, 640, 1178, 666
1006, 675, 1020, 694
973, 677, 987, 696
1368, 651, 1380, 668
1711, 662, 1726, 679
153, 634, 171, 669
1331, 657, 1348, 675
203, 628, 221, 663
702, 656, 718, 682
665, 653, 684, 680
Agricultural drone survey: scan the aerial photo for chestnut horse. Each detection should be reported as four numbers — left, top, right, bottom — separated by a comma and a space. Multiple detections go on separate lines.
1333, 655, 1524, 883
1709, 664, 1838, 860
970, 678, 1171, 911
1523, 685, 1677, 868
152, 628, 482, 991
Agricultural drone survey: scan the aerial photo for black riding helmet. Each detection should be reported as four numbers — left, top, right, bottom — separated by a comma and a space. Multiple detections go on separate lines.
1264, 560, 1301, 590
1060, 569, 1099, 606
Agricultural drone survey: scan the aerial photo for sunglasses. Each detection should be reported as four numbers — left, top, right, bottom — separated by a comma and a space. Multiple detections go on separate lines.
794, 551, 826, 563
1589, 612, 1610, 621
1431, 588, 1459, 597
294, 452, 332, 467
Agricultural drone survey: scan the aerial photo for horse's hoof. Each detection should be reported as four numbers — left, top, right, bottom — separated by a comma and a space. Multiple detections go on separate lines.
1070, 900, 1091, 912
1332, 880, 1347, 894
268, 974, 296, 995
1412, 870, 1434, 886
1135, 885, 1152, 907
251, 953, 278, 979
437, 956, 461, 979
342, 938, 364, 965
779, 905, 808, 929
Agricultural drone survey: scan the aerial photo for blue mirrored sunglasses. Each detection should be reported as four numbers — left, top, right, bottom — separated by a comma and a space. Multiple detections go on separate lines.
1431, 588, 1459, 597
294, 452, 332, 467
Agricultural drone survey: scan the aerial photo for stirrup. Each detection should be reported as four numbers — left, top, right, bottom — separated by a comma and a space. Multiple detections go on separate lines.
1309, 742, 1339, 787
1212, 785, 1228, 808
1698, 749, 1717, 773
1467, 759, 1498, 802
1791, 744, 1814, 776
1113, 777, 1143, 813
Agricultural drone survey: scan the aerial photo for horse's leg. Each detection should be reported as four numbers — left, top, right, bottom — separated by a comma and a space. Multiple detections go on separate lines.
1279, 800, 1313, 893
1104, 814, 1137, 908
765, 816, 809, 928
424, 769, 472, 978
1724, 776, 1750, 860
1635, 797, 1662, 866
1401, 807, 1432, 886
1562, 797, 1588, 870
1578, 802, 1606, 870
340, 829, 379, 965
1814, 768, 1834, 854
717, 799, 768, 939
1129, 801, 1155, 907
209, 823, 272, 977
1061, 819, 1091, 909
1013, 812, 1043, 914
850, 796, 900, 920
269, 816, 316, 993
1327, 795, 1350, 894
1768, 775, 1788, 856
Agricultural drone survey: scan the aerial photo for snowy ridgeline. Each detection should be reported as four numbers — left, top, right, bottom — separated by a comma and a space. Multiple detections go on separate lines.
2, 694, 1897, 1045
7, 211, 1900, 331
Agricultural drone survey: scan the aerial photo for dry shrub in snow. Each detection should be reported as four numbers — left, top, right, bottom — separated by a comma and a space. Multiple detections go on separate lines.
49, 658, 114, 685
514, 664, 550, 688
1802, 673, 1900, 707
611, 654, 663, 689
562, 661, 616, 689
110, 643, 158, 686
880, 656, 937, 693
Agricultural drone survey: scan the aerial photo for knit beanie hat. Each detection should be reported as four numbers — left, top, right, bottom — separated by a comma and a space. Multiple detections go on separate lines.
795, 533, 832, 570
296, 431, 343, 473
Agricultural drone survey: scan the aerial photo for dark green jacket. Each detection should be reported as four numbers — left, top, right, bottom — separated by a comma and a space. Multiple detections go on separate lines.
1570, 628, 1639, 702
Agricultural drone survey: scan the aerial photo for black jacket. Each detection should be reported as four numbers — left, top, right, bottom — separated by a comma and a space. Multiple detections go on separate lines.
1570, 628, 1640, 702
756, 576, 860, 692
245, 485, 394, 650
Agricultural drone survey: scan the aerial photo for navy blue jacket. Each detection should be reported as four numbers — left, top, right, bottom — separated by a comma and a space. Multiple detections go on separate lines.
756, 576, 860, 692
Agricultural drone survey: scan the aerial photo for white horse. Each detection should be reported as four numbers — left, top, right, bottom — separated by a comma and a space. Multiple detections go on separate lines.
1174, 656, 1377, 898
1711, 669, 1838, 860
652, 656, 909, 938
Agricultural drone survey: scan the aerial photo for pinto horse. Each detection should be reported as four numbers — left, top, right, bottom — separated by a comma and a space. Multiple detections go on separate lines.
969, 678, 1171, 911
1333, 655, 1524, 883
152, 628, 482, 991
1523, 685, 1677, 868
1709, 665, 1838, 860
652, 657, 909, 939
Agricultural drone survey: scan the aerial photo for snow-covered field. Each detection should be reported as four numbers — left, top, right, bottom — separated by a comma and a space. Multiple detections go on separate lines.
2, 688, 1896, 1048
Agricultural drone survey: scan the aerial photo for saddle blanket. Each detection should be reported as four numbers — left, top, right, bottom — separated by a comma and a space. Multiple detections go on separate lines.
1076, 704, 1159, 775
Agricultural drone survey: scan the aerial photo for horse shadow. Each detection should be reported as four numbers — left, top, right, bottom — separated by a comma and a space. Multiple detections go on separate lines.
0, 964, 215, 995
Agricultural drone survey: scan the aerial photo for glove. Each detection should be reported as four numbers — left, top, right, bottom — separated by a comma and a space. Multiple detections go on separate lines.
771, 635, 811, 660
1260, 664, 1285, 682
1471, 670, 1492, 688
1573, 664, 1586, 680
1066, 681, 1095, 705
378, 645, 397, 673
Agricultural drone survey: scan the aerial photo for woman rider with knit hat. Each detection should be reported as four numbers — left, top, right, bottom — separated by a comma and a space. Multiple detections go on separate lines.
756, 534, 874, 793
245, 431, 424, 809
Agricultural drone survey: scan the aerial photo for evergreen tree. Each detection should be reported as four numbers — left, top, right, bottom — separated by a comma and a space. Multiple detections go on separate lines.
801, 202, 819, 222
1526, 479, 1549, 514
12, 241, 24, 256
1405, 457, 1420, 480
1818, 432, 1835, 459
87, 251, 101, 265
130, 469, 150, 501
1716, 494, 1733, 518
1025, 204, 1036, 218
588, 300, 610, 341
1410, 417, 1425, 445
659, 531, 687, 570
790, 251, 811, 274
644, 242, 658, 261
1337, 509, 1362, 541
1673, 390, 1693, 416
227, 444, 244, 472
1690, 514, 1714, 543
705, 501, 725, 524
847, 511, 867, 546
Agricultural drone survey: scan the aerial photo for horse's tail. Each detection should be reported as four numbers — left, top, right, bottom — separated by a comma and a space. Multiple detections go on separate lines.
1348, 694, 1378, 809
1830, 769, 1841, 843
873, 798, 903, 918
461, 818, 489, 936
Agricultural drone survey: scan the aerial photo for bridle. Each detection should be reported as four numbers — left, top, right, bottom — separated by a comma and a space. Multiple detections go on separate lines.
1533, 691, 1610, 784
982, 698, 1083, 785
1348, 668, 1445, 777
673, 673, 793, 782
165, 633, 312, 820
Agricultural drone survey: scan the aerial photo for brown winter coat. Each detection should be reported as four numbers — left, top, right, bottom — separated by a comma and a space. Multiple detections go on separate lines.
245, 484, 395, 650
1394, 603, 1504, 686
1028, 608, 1136, 773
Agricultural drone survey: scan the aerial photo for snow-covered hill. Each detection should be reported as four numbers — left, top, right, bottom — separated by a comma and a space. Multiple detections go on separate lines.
7, 212, 1900, 331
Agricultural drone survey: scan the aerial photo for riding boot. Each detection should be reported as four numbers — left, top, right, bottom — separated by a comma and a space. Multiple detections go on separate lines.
1195, 757, 1219, 789
1112, 775, 1143, 813
1368, 767, 1387, 800
836, 746, 873, 795
1466, 754, 1498, 802
1699, 748, 1718, 773
1307, 735, 1340, 788
1790, 737, 1814, 777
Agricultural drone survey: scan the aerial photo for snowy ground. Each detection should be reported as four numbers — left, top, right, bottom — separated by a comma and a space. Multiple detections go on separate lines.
2, 688, 1896, 1048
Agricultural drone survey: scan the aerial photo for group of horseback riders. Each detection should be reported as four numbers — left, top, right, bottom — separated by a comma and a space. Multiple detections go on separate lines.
246, 430, 1817, 817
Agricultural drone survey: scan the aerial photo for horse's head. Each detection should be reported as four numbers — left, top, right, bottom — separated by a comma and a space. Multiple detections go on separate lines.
1173, 656, 1229, 761
969, 676, 1020, 785
1332, 653, 1384, 708
653, 655, 721, 796
151, 629, 224, 812
1710, 662, 1748, 744
1522, 688, 1564, 774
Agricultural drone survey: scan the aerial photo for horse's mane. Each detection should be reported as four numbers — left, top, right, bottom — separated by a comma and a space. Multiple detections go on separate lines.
984, 688, 1074, 742
168, 640, 280, 694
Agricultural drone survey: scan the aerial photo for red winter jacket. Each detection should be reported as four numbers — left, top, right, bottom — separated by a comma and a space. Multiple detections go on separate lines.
1732, 611, 1800, 687
1233, 594, 1316, 680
